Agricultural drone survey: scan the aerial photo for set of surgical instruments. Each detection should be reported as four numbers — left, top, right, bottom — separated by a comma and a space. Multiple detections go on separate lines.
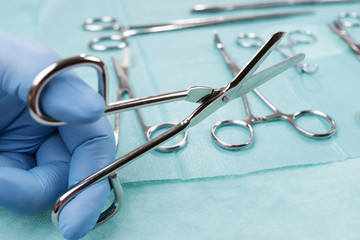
27, 0, 360, 231
212, 32, 335, 150
83, 10, 313, 51
28, 32, 305, 228
82, 2, 360, 58
109, 35, 334, 153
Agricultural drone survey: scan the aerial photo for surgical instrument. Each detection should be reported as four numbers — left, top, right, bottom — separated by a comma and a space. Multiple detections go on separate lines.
328, 12, 360, 57
237, 30, 319, 73
27, 32, 305, 228
191, 0, 360, 13
212, 32, 335, 150
83, 11, 313, 51
112, 49, 188, 152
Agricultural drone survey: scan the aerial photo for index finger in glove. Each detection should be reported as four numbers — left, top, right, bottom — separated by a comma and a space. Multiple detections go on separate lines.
0, 31, 105, 124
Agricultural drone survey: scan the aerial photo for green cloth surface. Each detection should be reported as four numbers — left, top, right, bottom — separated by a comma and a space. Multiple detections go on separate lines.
1, 0, 360, 239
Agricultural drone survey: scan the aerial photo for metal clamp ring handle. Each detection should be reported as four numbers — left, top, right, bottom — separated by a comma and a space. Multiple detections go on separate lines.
89, 35, 129, 51
83, 16, 121, 31
27, 54, 107, 126
51, 172, 124, 230
146, 122, 188, 152
211, 119, 253, 150
337, 12, 360, 27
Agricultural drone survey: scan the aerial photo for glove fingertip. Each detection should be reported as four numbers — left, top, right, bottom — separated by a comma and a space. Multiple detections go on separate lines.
46, 93, 105, 124
40, 71, 106, 124
59, 180, 110, 240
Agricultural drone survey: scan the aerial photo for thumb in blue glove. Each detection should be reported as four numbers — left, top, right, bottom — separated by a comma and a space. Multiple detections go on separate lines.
0, 31, 118, 239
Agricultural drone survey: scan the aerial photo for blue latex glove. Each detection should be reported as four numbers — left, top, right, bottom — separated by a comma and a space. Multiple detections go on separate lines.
0, 31, 116, 239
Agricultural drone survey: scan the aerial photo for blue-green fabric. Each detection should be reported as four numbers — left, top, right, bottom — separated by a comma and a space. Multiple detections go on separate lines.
1, 0, 360, 239
1, 0, 359, 182
2, 158, 360, 240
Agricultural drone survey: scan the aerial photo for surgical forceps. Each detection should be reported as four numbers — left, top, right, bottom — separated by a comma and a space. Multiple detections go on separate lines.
83, 11, 313, 51
328, 12, 360, 57
237, 30, 319, 73
112, 49, 187, 152
191, 0, 360, 13
212, 32, 336, 150
27, 32, 305, 228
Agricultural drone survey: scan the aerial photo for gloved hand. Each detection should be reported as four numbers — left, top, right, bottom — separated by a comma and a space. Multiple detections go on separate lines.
0, 31, 116, 239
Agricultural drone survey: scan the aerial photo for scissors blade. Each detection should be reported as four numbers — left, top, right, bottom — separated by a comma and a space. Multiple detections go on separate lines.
214, 30, 305, 100
186, 31, 286, 127
120, 47, 131, 76
185, 52, 304, 104
185, 31, 304, 104
214, 31, 241, 76
233, 53, 305, 99
226, 31, 284, 101
112, 50, 131, 91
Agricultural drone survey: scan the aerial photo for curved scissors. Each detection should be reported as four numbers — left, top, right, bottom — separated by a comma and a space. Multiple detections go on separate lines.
83, 11, 313, 51
237, 30, 319, 74
27, 32, 306, 229
112, 49, 187, 153
328, 12, 360, 57
212, 32, 336, 150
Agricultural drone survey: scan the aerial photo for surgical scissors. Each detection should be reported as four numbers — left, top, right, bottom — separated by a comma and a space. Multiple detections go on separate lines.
112, 49, 187, 152
237, 30, 319, 74
328, 12, 360, 57
212, 32, 336, 150
27, 32, 306, 229
191, 0, 360, 13
83, 11, 313, 51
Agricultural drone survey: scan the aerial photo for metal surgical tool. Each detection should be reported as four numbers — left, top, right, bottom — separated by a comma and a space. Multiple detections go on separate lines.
112, 49, 188, 152
191, 0, 360, 13
83, 11, 313, 51
237, 30, 319, 73
328, 12, 360, 57
27, 32, 306, 228
211, 32, 336, 150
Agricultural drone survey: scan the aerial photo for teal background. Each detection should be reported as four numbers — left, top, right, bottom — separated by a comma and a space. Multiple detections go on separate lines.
0, 0, 360, 239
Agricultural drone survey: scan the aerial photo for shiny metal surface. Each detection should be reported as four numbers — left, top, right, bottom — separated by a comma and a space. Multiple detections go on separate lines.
191, 0, 360, 13
328, 12, 360, 57
211, 32, 336, 151
27, 31, 306, 228
112, 49, 188, 153
83, 11, 313, 51
237, 30, 319, 74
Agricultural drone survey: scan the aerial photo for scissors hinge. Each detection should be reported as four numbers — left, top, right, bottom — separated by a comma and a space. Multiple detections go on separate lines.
185, 86, 215, 103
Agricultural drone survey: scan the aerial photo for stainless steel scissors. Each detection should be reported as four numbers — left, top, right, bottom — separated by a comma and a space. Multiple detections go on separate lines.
27, 32, 305, 229
328, 12, 360, 57
191, 0, 360, 13
83, 11, 313, 51
237, 30, 319, 73
212, 32, 336, 150
112, 49, 188, 152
